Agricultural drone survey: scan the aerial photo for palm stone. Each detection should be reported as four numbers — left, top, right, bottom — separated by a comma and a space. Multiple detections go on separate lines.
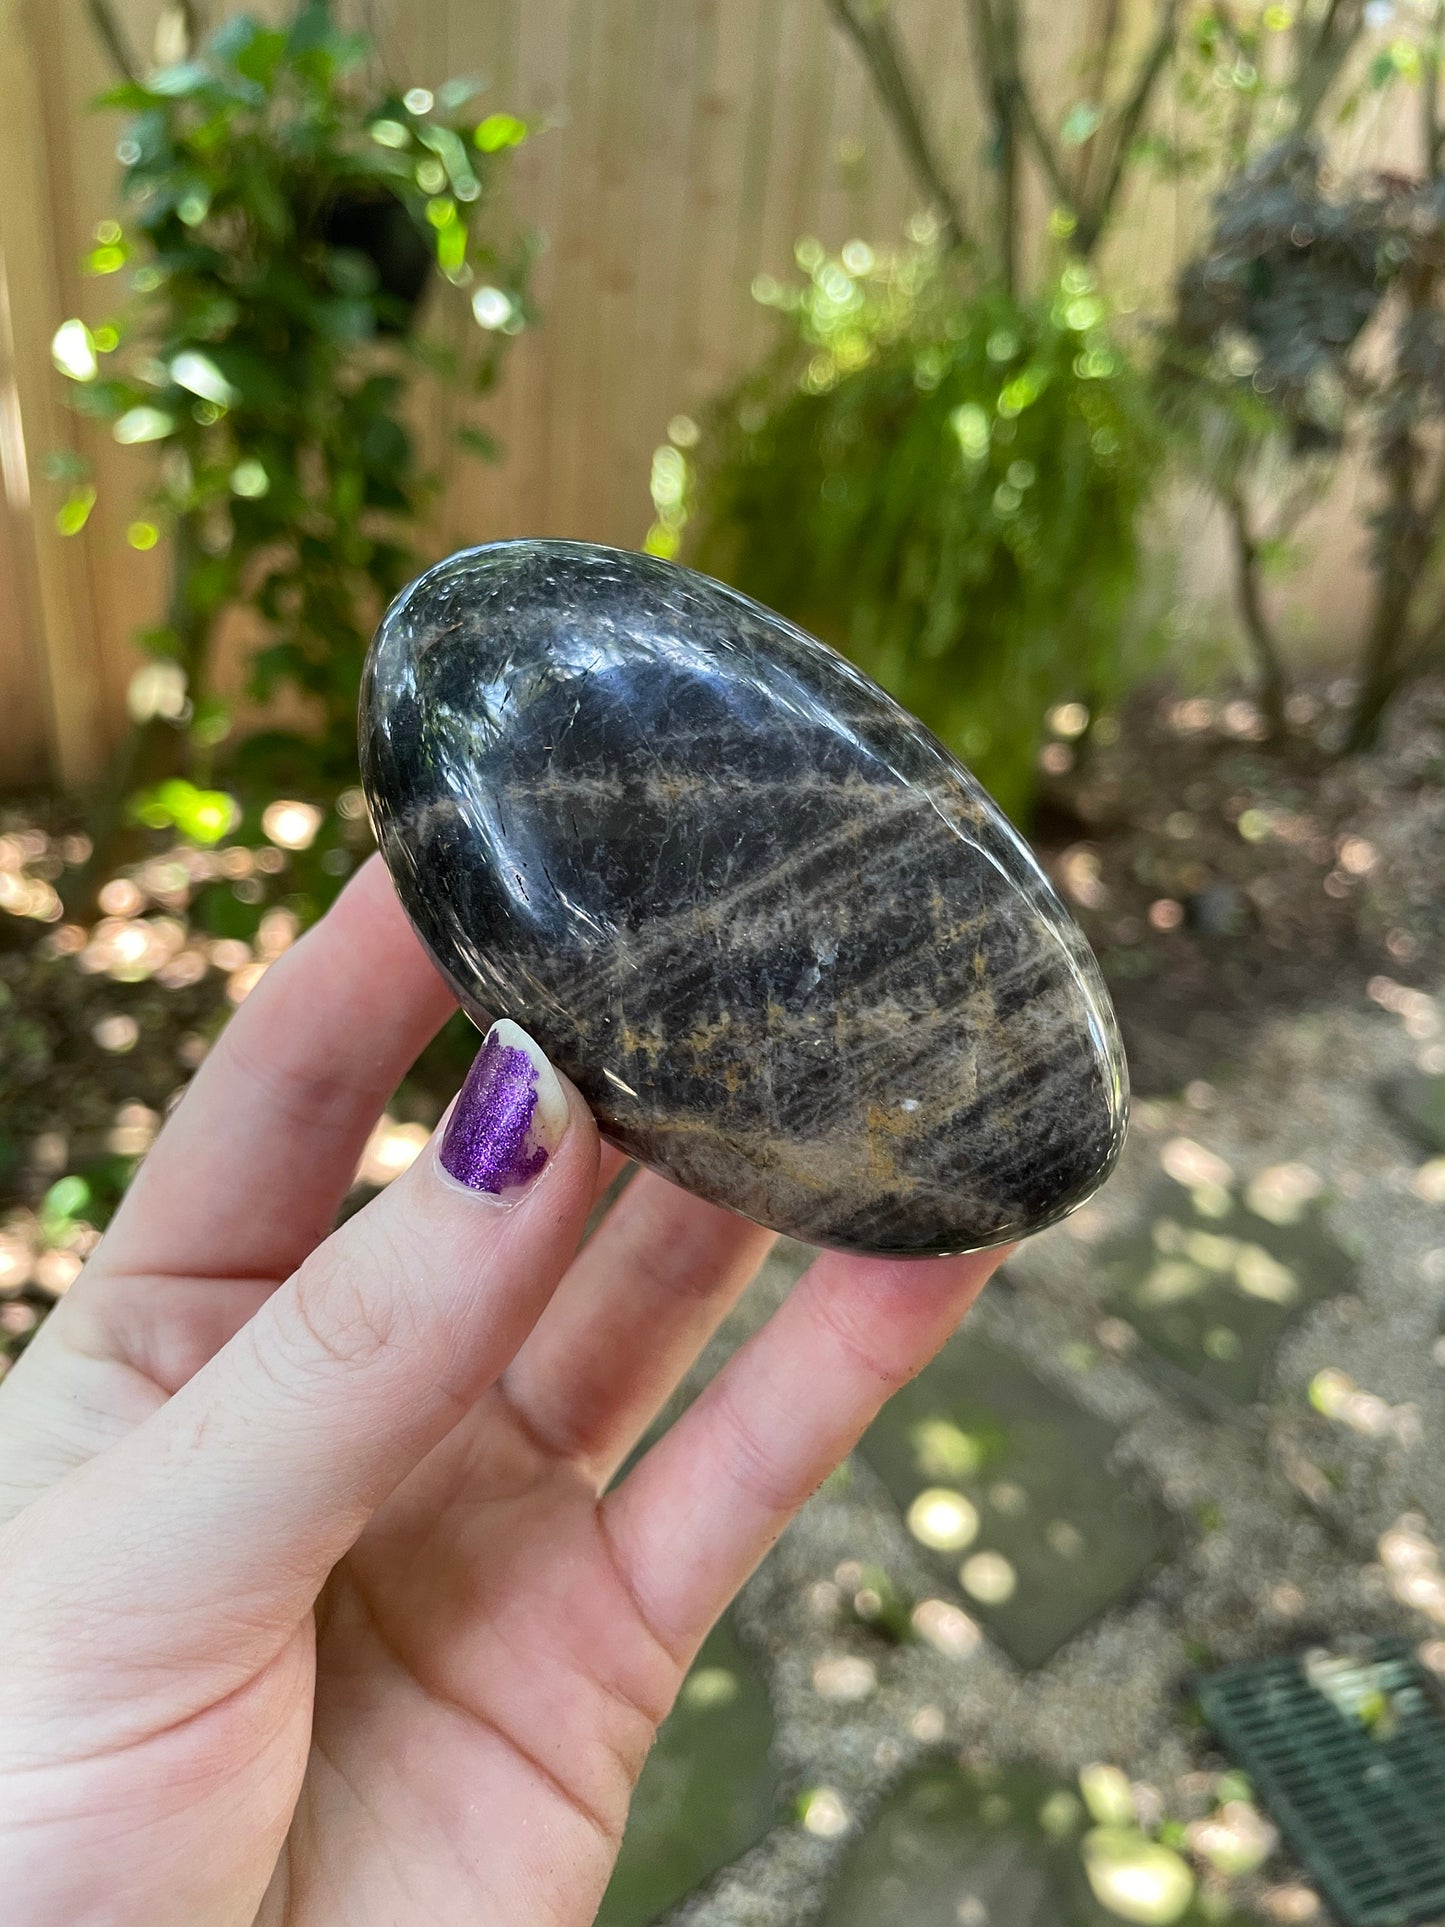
361, 540, 1127, 1256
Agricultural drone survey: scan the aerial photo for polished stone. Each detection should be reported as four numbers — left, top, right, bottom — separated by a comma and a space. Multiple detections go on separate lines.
361, 540, 1127, 1255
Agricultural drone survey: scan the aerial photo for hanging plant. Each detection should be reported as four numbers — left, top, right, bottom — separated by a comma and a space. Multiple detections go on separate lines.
51, 0, 534, 802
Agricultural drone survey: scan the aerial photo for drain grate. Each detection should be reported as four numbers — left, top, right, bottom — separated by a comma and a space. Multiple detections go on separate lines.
1200, 1639, 1445, 1927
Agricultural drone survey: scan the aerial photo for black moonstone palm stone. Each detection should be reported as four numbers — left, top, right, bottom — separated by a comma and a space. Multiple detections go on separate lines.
361, 541, 1127, 1256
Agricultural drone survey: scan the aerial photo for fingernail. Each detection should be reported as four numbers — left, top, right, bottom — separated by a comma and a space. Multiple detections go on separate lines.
438, 1018, 570, 1198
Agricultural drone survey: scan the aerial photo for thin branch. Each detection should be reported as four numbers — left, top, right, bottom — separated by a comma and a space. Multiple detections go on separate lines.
826, 0, 974, 254
85, 0, 141, 83
1293, 0, 1366, 136
966, 0, 1078, 232
1013, 70, 1081, 212
992, 0, 1021, 296
1077, 0, 1187, 257
1074, 0, 1123, 204
178, 0, 207, 54
1422, 3, 1443, 184
964, 0, 1022, 291
1224, 484, 1289, 738
1210, 0, 1262, 169
1347, 422, 1445, 748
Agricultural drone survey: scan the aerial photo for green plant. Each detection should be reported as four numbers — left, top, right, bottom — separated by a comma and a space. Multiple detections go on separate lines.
659, 242, 1161, 818
51, 0, 532, 800
654, 0, 1184, 817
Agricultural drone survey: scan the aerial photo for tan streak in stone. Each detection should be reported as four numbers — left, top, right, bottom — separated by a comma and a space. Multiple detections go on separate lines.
615, 1105, 934, 1205
556, 787, 935, 1019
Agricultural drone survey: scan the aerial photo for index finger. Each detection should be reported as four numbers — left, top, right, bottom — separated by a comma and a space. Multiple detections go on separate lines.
97, 854, 457, 1287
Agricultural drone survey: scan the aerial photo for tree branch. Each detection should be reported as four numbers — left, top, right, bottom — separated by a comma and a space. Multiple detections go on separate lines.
1224, 483, 1289, 738
177, 0, 206, 57
963, 0, 1021, 290
826, 0, 974, 255
1074, 0, 1122, 204
1422, 3, 1443, 184
993, 0, 1021, 296
1012, 68, 1080, 213
966, 0, 1078, 246
85, 0, 140, 83
1076, 0, 1187, 257
1293, 0, 1366, 136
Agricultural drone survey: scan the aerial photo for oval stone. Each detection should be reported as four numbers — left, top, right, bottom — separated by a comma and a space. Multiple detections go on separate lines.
361, 541, 1127, 1256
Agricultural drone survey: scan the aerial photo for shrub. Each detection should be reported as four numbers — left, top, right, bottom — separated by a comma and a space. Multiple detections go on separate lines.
661, 241, 1162, 818
650, 0, 1189, 819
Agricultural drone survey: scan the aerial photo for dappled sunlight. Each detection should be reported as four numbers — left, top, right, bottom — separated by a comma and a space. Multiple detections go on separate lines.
862, 1331, 1173, 1669
1098, 1139, 1354, 1408
1081, 1828, 1195, 1924
906, 1487, 980, 1553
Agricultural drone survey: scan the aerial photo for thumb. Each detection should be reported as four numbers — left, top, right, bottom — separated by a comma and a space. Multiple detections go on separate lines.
6, 1021, 598, 1701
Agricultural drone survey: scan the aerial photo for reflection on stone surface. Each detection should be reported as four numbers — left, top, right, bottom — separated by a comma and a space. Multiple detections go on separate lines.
363, 541, 1127, 1254
595, 1613, 779, 1927
861, 1331, 1172, 1669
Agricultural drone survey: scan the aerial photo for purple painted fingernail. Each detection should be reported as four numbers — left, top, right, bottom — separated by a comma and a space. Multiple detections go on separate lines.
438, 1019, 570, 1198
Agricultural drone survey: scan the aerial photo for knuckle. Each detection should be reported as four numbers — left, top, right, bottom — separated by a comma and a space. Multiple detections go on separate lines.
710, 1379, 815, 1516
807, 1272, 913, 1392
269, 1237, 412, 1383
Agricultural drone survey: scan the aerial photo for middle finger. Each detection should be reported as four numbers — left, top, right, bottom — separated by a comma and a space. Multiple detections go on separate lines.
500, 1169, 776, 1482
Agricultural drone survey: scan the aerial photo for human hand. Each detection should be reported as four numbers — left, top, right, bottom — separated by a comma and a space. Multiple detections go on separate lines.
0, 857, 1001, 1926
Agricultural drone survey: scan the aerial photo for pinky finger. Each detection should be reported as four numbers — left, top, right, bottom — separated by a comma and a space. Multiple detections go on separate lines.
600, 1244, 1003, 1659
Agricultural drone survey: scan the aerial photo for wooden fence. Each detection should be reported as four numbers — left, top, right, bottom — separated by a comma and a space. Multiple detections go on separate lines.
0, 0, 1409, 787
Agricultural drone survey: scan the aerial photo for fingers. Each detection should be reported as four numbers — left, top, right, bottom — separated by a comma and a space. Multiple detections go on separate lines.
501, 1169, 776, 1481
95, 854, 457, 1288
601, 1245, 1003, 1660
0, 860, 459, 1524
12, 1026, 600, 1714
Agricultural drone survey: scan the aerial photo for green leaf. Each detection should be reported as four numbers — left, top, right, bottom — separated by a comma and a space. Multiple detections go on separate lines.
474, 112, 527, 152
208, 14, 261, 61
51, 318, 98, 382
41, 449, 91, 485
113, 406, 177, 444
437, 74, 484, 112
457, 423, 500, 461
1060, 101, 1103, 147
286, 1, 339, 58
55, 485, 98, 535
130, 779, 239, 843
92, 82, 161, 111
148, 62, 212, 97
136, 624, 182, 657
170, 350, 240, 407
231, 26, 287, 88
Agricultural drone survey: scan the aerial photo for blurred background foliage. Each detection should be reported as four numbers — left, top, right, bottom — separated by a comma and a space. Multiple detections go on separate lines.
652, 0, 1445, 810
30, 0, 1445, 835
49, 0, 532, 871
663, 245, 1161, 818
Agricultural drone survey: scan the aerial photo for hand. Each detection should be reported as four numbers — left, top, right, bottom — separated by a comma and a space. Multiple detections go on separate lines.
0, 857, 1000, 1926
